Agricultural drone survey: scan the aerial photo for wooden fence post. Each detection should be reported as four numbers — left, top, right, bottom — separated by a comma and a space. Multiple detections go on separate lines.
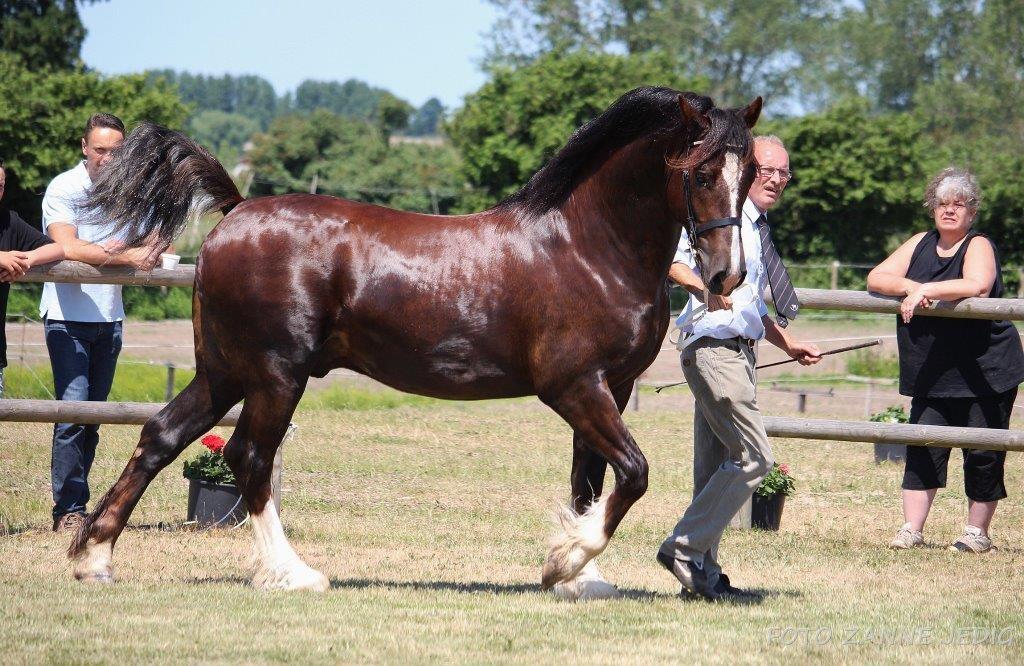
830, 260, 840, 291
165, 363, 175, 401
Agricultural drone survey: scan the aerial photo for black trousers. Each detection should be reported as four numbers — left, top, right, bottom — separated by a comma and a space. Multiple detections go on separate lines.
901, 388, 1016, 502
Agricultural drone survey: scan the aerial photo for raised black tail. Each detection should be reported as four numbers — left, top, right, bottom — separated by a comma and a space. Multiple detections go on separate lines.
79, 122, 244, 248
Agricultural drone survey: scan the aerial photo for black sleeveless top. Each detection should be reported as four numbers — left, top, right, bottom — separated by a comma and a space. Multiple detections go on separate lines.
897, 229, 1024, 397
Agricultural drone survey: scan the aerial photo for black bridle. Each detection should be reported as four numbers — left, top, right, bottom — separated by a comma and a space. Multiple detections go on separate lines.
680, 168, 743, 240
679, 138, 743, 241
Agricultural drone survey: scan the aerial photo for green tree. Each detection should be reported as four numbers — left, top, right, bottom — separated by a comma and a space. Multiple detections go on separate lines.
0, 52, 188, 225
764, 99, 932, 263
408, 98, 445, 136
0, 0, 105, 71
247, 109, 462, 214
446, 49, 704, 210
292, 78, 392, 120
147, 70, 279, 128
484, 0, 835, 108
187, 109, 260, 165
374, 92, 412, 143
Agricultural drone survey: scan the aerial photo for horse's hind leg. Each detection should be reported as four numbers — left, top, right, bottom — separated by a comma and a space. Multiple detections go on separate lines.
69, 370, 241, 582
225, 368, 326, 592
541, 377, 648, 590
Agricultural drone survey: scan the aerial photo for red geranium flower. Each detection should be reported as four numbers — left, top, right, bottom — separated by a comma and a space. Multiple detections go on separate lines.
201, 434, 226, 454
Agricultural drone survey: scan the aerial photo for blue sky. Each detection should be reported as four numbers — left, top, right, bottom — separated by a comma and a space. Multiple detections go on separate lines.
80, 0, 499, 109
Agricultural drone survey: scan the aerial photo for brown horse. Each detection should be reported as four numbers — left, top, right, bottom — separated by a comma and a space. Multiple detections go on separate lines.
70, 87, 761, 598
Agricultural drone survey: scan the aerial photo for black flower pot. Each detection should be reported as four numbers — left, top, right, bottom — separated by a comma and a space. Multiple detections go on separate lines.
186, 479, 247, 527
751, 493, 786, 531
873, 443, 906, 464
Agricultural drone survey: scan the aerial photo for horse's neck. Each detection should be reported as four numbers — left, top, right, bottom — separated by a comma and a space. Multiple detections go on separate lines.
561, 142, 681, 286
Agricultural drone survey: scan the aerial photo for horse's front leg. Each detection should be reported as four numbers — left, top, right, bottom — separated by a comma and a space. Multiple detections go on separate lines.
540, 377, 648, 591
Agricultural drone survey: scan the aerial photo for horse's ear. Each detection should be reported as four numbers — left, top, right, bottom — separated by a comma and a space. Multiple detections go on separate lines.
740, 96, 763, 129
678, 95, 710, 130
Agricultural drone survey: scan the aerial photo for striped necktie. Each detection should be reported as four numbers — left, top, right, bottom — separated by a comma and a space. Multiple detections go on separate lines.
757, 214, 800, 328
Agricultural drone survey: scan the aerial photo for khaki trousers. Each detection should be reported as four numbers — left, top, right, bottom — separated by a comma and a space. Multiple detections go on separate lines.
659, 337, 774, 580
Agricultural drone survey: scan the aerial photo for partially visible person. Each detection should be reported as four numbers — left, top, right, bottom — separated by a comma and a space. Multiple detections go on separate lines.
41, 114, 162, 533
867, 166, 1024, 553
0, 162, 65, 397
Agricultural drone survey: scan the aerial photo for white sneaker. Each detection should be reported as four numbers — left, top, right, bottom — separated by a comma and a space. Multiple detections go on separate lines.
949, 525, 995, 553
890, 522, 924, 549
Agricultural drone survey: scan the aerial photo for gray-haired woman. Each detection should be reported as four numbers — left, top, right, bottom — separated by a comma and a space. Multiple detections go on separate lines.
867, 167, 1024, 553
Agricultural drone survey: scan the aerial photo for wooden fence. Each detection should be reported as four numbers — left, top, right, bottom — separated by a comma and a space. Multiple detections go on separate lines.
6, 260, 1023, 453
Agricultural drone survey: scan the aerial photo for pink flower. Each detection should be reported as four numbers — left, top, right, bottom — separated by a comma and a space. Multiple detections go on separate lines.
779, 463, 791, 476
201, 434, 226, 454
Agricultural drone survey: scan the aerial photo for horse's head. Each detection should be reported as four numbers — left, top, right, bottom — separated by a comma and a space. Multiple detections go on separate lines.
667, 95, 762, 295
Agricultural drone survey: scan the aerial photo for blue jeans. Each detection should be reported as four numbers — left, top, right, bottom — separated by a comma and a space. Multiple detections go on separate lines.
45, 319, 122, 518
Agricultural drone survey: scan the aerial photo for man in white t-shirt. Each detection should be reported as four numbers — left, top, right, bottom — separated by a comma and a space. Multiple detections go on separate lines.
657, 136, 821, 599
42, 113, 161, 533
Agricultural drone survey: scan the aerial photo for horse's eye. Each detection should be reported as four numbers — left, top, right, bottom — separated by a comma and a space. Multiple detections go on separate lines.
695, 172, 713, 189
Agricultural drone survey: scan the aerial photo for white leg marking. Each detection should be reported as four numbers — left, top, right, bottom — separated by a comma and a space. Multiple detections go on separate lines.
551, 559, 622, 601
73, 539, 114, 583
542, 496, 611, 588
250, 503, 328, 592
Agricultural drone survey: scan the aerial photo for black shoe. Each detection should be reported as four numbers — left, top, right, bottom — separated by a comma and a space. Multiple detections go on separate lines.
713, 573, 763, 600
656, 551, 720, 600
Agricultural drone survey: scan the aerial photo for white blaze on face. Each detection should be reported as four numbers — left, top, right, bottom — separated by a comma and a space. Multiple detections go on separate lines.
722, 152, 743, 270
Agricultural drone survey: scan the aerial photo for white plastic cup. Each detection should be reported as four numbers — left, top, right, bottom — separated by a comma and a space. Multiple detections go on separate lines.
160, 253, 181, 270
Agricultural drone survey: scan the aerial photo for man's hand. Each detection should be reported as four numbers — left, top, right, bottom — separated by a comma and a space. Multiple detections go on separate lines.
103, 239, 163, 271
706, 294, 733, 312
121, 245, 161, 271
0, 250, 30, 281
787, 340, 822, 366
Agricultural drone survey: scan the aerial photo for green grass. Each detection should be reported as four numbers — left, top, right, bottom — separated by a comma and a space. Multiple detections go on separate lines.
297, 383, 444, 410
2, 402, 1022, 663
2, 363, 198, 401
4, 363, 456, 409
846, 348, 901, 379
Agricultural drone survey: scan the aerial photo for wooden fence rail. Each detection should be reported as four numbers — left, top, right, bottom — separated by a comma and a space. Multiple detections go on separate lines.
8, 261, 1024, 453
0, 400, 1021, 452
20, 262, 195, 288
0, 399, 240, 426
762, 417, 1023, 453
15, 261, 1024, 320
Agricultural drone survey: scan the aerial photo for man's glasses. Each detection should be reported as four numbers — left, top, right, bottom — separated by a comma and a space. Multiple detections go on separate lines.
936, 200, 969, 211
756, 166, 792, 182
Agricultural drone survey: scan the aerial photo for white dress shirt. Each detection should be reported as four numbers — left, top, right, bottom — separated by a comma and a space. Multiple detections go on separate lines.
673, 198, 769, 344
39, 161, 127, 322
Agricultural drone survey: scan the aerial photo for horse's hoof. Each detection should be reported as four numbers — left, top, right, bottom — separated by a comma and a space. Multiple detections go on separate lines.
253, 562, 329, 592
550, 560, 621, 601
75, 571, 114, 585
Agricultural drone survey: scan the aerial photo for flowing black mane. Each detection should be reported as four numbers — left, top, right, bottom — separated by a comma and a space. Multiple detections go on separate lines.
502, 86, 751, 216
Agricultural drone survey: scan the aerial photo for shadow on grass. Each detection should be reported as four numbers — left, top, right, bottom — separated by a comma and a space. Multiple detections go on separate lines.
180, 575, 802, 604
329, 577, 543, 596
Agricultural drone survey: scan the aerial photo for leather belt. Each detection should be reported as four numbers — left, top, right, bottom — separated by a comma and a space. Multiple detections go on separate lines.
680, 334, 756, 352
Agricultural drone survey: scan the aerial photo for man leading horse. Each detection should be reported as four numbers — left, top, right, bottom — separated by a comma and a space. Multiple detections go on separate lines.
658, 135, 821, 600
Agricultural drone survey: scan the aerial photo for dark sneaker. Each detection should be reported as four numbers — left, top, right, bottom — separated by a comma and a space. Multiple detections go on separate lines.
53, 512, 86, 533
713, 573, 763, 601
656, 551, 719, 600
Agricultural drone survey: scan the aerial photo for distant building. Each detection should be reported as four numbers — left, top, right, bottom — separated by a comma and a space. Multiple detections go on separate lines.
388, 135, 446, 148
